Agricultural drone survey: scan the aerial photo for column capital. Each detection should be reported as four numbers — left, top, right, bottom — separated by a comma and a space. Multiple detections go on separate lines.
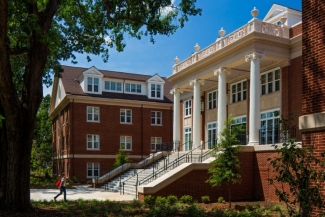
214, 67, 230, 76
170, 88, 184, 95
189, 79, 205, 86
245, 52, 265, 62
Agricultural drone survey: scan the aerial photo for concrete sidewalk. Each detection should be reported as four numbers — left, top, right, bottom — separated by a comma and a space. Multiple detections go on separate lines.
30, 185, 136, 202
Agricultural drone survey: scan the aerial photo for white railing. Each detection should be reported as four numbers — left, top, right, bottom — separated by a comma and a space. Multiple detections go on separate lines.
172, 19, 289, 74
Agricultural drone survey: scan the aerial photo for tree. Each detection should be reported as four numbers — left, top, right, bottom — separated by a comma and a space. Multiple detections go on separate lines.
206, 115, 242, 208
0, 0, 201, 211
31, 95, 52, 172
268, 114, 325, 216
113, 149, 131, 168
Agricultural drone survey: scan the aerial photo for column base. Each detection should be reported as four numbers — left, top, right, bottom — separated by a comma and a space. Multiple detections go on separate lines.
247, 141, 259, 146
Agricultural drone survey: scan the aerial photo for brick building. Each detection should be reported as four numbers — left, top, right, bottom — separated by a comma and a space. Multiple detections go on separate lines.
49, 66, 173, 181
300, 0, 325, 215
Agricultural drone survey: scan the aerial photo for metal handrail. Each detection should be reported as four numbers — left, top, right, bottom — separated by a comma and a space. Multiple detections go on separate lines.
120, 141, 175, 194
137, 140, 213, 187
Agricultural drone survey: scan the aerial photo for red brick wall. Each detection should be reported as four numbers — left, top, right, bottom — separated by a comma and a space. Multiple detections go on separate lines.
139, 151, 288, 202
53, 102, 173, 181
281, 56, 302, 140
302, 0, 325, 215
290, 23, 302, 38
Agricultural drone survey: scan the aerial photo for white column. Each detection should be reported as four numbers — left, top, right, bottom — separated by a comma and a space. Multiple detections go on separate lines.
214, 68, 228, 140
190, 79, 204, 148
245, 52, 264, 145
170, 88, 183, 149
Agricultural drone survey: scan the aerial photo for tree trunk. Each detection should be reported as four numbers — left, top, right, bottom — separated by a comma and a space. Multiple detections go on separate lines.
228, 183, 232, 208
0, 0, 59, 211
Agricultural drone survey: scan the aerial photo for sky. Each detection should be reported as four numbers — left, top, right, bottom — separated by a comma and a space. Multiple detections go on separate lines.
43, 0, 302, 96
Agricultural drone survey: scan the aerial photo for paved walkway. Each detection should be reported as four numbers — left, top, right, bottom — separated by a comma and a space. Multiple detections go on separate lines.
30, 185, 136, 202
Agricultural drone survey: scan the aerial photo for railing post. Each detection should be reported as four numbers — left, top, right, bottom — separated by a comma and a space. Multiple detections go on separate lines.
201, 145, 203, 162
123, 183, 125, 195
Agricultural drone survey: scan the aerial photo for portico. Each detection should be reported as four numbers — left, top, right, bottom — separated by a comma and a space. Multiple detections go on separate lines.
168, 6, 302, 149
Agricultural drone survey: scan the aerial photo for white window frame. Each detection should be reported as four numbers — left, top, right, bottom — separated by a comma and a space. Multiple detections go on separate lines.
120, 109, 132, 124
87, 163, 100, 178
261, 68, 280, 95
120, 136, 132, 150
207, 90, 217, 110
125, 82, 142, 94
231, 80, 247, 103
151, 111, 162, 125
260, 109, 281, 144
104, 81, 122, 92
87, 135, 100, 150
207, 122, 217, 149
151, 137, 162, 151
231, 116, 247, 145
87, 106, 100, 122
184, 127, 192, 151
184, 100, 192, 117
150, 84, 162, 98
87, 77, 99, 93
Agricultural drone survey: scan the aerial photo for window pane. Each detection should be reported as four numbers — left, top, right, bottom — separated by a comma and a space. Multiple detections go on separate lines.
117, 82, 122, 91
243, 90, 247, 100
105, 81, 110, 90
94, 170, 99, 176
131, 84, 136, 92
268, 72, 273, 82
243, 81, 247, 90
111, 82, 116, 90
87, 170, 92, 177
125, 83, 130, 92
261, 75, 266, 84
137, 84, 141, 93
94, 78, 99, 85
275, 80, 280, 91
237, 92, 241, 101
237, 83, 241, 91
268, 82, 273, 93
232, 85, 236, 93
275, 70, 280, 80
262, 85, 266, 95
232, 94, 236, 103
157, 112, 161, 118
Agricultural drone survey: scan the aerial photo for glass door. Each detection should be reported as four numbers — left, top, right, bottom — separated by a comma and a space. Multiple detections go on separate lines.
184, 128, 192, 151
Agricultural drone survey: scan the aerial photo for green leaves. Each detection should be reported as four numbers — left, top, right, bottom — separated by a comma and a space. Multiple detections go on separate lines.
268, 115, 325, 216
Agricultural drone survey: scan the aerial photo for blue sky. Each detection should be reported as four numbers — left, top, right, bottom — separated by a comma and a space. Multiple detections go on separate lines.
44, 0, 302, 96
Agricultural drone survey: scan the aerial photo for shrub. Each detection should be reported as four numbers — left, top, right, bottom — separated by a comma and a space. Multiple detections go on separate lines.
71, 175, 79, 183
166, 195, 178, 205
130, 199, 143, 208
183, 203, 206, 217
155, 196, 167, 207
144, 195, 155, 209
180, 195, 193, 204
201, 196, 210, 204
217, 197, 225, 203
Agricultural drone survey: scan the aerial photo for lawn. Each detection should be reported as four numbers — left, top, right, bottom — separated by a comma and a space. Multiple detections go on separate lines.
0, 198, 289, 217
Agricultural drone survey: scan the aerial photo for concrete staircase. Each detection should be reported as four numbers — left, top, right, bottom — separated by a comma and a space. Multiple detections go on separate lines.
102, 150, 212, 195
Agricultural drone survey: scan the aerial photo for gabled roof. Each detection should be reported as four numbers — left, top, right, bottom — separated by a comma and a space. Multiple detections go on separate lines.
147, 74, 165, 83
263, 3, 301, 22
58, 65, 173, 103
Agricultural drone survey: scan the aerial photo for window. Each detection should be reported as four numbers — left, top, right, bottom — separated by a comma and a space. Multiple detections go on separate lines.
87, 135, 100, 150
184, 128, 192, 151
184, 100, 192, 117
151, 111, 162, 125
151, 137, 162, 151
120, 136, 132, 150
87, 77, 99, 92
261, 68, 280, 95
87, 106, 100, 122
125, 83, 141, 93
207, 122, 217, 149
231, 116, 247, 145
120, 109, 132, 123
260, 110, 280, 144
87, 163, 100, 177
151, 84, 161, 98
104, 81, 122, 92
231, 80, 247, 103
207, 90, 217, 110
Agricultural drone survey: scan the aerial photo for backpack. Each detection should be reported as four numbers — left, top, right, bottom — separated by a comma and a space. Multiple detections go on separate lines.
55, 178, 61, 187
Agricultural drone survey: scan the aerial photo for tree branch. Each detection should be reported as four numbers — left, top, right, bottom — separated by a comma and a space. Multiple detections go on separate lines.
10, 48, 28, 57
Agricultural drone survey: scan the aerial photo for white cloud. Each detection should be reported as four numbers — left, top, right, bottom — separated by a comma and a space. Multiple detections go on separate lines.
161, 0, 176, 16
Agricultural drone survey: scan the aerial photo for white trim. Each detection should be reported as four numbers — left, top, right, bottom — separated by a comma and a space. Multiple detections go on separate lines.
206, 122, 217, 149
120, 109, 132, 124
120, 136, 132, 150
230, 79, 247, 104
124, 82, 143, 94
103, 80, 123, 92
184, 99, 192, 117
87, 134, 100, 150
87, 162, 100, 178
86, 106, 100, 122
151, 137, 162, 151
207, 90, 217, 110
261, 67, 281, 96
148, 83, 164, 100
151, 111, 162, 125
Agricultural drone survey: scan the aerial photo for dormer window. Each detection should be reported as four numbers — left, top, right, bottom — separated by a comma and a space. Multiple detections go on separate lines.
87, 77, 99, 93
147, 74, 165, 100
125, 83, 141, 93
105, 81, 122, 92
151, 84, 161, 98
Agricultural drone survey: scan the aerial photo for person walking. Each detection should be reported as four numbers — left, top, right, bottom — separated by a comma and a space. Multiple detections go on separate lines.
54, 173, 66, 201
